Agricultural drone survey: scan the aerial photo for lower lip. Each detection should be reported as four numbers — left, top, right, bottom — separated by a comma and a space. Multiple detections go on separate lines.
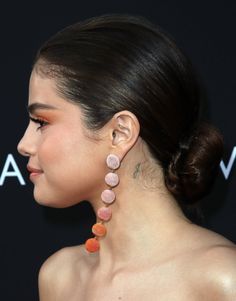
29, 172, 43, 180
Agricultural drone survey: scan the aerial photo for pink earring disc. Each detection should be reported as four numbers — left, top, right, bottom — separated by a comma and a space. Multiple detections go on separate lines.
105, 172, 119, 187
97, 206, 112, 221
106, 154, 120, 169
101, 189, 116, 204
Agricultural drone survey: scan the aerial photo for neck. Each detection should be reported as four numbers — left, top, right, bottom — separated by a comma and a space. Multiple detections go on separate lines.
89, 158, 192, 270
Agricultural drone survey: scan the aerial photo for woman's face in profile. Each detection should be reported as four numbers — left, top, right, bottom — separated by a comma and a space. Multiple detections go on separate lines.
18, 71, 107, 208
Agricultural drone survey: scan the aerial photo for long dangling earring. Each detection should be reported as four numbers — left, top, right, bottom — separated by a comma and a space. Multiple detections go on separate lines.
85, 154, 120, 253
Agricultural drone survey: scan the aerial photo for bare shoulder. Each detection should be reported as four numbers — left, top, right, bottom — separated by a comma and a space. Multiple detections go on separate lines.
188, 225, 236, 300
198, 244, 236, 300
38, 245, 85, 301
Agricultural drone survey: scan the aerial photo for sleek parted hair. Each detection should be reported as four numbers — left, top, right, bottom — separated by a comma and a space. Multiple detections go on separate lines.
32, 14, 224, 208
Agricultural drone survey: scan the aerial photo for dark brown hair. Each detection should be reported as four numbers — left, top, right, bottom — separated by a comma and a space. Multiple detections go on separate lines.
33, 14, 224, 208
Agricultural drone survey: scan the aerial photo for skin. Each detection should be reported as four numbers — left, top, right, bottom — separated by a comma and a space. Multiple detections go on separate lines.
18, 70, 236, 301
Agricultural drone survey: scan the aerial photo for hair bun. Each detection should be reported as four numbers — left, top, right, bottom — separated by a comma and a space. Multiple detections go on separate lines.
164, 122, 224, 205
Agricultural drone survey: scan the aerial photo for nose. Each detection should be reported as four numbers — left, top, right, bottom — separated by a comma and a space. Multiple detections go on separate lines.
17, 125, 37, 157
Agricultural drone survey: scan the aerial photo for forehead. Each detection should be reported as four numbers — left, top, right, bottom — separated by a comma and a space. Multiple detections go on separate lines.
27, 71, 90, 132
29, 71, 62, 106
28, 70, 85, 122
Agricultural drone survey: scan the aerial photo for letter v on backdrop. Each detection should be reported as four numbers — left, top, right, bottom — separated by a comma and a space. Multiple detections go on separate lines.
220, 146, 236, 179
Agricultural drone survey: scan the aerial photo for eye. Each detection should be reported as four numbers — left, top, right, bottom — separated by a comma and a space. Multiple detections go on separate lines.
29, 116, 49, 131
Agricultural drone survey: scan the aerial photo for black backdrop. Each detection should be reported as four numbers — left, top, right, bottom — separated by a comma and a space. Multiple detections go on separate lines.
1, 1, 236, 300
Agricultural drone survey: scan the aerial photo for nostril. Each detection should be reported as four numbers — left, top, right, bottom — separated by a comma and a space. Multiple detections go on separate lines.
21, 150, 31, 157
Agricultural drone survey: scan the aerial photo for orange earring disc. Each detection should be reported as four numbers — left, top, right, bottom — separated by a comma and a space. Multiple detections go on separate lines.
85, 238, 100, 253
92, 223, 107, 237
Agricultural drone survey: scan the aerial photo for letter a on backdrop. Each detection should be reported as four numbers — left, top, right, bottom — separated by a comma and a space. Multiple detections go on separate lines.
0, 154, 25, 185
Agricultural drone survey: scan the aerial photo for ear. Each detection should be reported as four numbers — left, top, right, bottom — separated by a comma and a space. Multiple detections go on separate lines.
110, 110, 140, 159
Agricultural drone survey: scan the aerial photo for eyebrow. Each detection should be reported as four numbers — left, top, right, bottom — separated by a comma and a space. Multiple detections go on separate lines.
27, 103, 58, 114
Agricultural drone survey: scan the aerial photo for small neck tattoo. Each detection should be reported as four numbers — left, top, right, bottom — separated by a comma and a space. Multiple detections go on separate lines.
133, 162, 141, 178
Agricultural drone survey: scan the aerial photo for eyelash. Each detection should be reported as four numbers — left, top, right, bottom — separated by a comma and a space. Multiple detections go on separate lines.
29, 117, 49, 131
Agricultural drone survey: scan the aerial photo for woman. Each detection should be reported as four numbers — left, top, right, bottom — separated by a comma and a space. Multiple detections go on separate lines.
17, 14, 236, 300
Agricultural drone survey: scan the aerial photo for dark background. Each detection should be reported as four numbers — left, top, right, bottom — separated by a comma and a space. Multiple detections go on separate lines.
1, 1, 236, 300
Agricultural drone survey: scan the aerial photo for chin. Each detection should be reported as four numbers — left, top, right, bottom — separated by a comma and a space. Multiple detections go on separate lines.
33, 192, 81, 208
34, 198, 75, 208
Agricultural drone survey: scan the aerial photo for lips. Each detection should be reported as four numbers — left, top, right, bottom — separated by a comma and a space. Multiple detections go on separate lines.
27, 165, 43, 179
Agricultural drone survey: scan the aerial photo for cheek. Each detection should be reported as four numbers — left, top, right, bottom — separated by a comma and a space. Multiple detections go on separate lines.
38, 134, 65, 166
36, 131, 107, 202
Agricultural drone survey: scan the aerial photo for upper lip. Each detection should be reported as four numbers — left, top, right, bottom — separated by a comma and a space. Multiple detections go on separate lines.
27, 165, 43, 173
